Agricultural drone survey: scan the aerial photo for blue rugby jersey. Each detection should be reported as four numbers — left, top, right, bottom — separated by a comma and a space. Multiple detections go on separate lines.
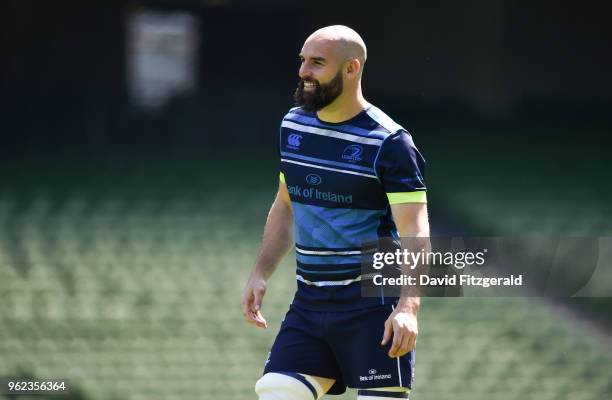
279, 105, 427, 311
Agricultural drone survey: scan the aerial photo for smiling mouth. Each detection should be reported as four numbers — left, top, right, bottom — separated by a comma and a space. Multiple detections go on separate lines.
303, 81, 317, 89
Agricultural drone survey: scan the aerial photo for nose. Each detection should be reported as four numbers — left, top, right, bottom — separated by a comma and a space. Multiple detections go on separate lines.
299, 63, 311, 81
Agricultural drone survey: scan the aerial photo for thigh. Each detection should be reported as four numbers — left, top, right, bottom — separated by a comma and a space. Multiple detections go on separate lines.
326, 305, 416, 391
263, 305, 345, 392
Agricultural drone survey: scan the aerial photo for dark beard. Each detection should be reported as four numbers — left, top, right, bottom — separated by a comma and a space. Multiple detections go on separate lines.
293, 70, 344, 111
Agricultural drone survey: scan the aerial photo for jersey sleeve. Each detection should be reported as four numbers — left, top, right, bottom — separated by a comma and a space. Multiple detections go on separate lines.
374, 130, 427, 204
277, 121, 286, 184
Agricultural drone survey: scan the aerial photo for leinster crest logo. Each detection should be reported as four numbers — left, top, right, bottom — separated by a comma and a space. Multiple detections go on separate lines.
342, 144, 363, 162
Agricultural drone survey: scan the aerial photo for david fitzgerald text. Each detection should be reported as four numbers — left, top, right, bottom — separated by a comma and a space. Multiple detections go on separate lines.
373, 274, 523, 288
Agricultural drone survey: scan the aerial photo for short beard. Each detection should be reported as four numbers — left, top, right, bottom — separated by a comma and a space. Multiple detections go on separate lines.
293, 70, 344, 111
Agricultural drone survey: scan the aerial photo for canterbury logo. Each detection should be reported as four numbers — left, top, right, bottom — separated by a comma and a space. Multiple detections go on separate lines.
287, 133, 303, 148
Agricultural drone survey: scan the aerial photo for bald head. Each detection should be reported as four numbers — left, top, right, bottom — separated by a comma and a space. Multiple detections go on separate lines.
305, 25, 367, 67
296, 25, 368, 111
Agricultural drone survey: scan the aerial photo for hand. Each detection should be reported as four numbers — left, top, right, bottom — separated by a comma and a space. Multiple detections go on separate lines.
381, 306, 418, 358
241, 273, 268, 328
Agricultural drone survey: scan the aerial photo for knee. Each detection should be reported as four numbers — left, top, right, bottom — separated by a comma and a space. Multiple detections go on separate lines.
255, 372, 321, 400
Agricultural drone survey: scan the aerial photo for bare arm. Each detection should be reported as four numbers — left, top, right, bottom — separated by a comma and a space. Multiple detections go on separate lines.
382, 202, 430, 357
241, 180, 294, 328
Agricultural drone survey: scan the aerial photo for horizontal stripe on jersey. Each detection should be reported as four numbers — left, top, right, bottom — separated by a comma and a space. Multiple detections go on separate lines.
296, 253, 364, 265
284, 113, 389, 139
296, 274, 363, 287
296, 243, 377, 252
282, 158, 378, 180
281, 120, 384, 146
281, 151, 377, 174
292, 203, 387, 248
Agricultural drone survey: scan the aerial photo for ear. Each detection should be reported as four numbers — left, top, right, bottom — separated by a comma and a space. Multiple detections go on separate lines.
345, 58, 361, 79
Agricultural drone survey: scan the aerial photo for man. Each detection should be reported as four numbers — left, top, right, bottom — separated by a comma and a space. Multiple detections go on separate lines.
242, 25, 429, 400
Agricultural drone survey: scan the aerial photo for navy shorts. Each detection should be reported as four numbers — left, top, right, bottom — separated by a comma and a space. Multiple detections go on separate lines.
263, 303, 415, 395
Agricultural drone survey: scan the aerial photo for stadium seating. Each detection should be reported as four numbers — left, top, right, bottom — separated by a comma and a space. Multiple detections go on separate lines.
0, 159, 610, 400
